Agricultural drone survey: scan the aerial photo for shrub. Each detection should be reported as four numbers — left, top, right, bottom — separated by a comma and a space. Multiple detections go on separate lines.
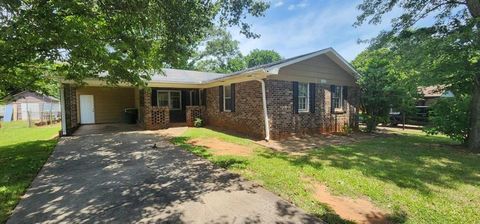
193, 118, 204, 127
424, 95, 470, 144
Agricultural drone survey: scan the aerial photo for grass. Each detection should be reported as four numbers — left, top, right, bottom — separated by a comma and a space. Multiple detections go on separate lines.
172, 127, 480, 224
0, 121, 60, 223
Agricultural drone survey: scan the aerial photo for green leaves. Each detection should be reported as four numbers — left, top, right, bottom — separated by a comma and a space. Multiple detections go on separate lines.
244, 49, 282, 68
188, 27, 282, 73
0, 0, 269, 97
352, 48, 418, 132
425, 95, 471, 144
355, 0, 480, 149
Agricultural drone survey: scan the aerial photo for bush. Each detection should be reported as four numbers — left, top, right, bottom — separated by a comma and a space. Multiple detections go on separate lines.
193, 118, 204, 127
424, 95, 470, 144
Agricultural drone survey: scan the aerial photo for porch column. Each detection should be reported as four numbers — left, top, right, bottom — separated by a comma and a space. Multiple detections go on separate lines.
143, 89, 169, 130
143, 89, 153, 130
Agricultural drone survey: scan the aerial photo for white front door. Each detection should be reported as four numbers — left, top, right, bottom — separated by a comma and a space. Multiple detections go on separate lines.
79, 95, 95, 124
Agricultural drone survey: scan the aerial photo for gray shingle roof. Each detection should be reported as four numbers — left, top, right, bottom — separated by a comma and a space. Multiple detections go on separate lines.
150, 50, 324, 84
147, 48, 357, 84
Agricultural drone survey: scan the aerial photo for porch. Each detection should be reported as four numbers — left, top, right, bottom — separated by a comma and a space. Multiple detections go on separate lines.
139, 88, 206, 130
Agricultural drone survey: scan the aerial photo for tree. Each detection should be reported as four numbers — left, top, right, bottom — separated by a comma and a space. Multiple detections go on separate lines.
188, 34, 282, 73
352, 48, 417, 132
355, 0, 480, 151
425, 95, 471, 144
245, 49, 282, 68
188, 27, 246, 73
0, 0, 269, 98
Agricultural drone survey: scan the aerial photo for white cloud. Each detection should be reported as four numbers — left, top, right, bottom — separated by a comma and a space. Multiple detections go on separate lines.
231, 0, 397, 61
273, 1, 284, 7
287, 0, 308, 11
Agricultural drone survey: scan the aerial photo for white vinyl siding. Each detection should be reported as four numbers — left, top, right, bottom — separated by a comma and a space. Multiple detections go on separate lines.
298, 83, 309, 112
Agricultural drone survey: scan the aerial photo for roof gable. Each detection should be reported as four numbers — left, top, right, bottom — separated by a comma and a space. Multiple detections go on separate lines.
228, 47, 359, 79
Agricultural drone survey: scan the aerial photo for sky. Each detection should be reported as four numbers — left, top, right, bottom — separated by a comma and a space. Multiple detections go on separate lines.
229, 0, 398, 62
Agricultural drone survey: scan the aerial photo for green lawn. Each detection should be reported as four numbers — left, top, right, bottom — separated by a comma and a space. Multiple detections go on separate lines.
0, 121, 60, 223
173, 128, 480, 224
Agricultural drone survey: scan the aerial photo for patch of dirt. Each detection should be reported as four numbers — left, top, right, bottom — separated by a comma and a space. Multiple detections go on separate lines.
311, 182, 390, 224
153, 127, 189, 138
257, 132, 380, 154
187, 138, 253, 156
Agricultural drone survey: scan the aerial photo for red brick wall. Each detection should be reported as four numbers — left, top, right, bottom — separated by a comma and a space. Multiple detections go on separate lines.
265, 79, 359, 139
204, 80, 265, 139
186, 106, 204, 127
142, 89, 169, 130
63, 84, 79, 135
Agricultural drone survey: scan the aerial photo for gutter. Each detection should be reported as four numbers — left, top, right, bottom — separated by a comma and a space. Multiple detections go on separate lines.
256, 79, 270, 141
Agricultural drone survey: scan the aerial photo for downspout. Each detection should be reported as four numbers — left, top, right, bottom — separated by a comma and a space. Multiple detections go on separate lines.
60, 84, 67, 136
256, 79, 270, 141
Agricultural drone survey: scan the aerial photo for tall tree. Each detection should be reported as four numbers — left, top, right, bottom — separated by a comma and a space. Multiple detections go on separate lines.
352, 48, 417, 132
0, 0, 269, 98
355, 0, 480, 151
188, 27, 246, 73
244, 49, 282, 68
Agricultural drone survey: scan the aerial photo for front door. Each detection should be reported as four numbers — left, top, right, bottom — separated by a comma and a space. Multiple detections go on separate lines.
79, 95, 95, 124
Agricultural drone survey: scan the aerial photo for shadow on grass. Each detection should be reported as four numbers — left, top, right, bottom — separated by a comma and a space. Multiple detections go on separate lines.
259, 134, 480, 195
173, 135, 357, 224
0, 139, 57, 223
171, 137, 248, 169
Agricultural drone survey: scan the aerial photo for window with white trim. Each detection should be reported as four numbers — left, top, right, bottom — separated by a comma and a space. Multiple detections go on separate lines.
223, 85, 232, 112
298, 83, 309, 112
157, 90, 182, 110
332, 86, 343, 110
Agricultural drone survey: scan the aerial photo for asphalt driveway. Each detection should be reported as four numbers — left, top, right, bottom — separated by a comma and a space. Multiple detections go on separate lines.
8, 125, 320, 223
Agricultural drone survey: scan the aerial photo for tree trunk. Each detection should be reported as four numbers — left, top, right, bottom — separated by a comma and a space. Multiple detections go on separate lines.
466, 0, 480, 152
466, 0, 480, 17
468, 79, 480, 152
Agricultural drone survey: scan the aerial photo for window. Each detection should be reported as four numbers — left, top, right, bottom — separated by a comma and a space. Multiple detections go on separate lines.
223, 85, 232, 112
157, 91, 169, 107
157, 90, 182, 110
332, 86, 343, 110
298, 83, 309, 112
170, 91, 181, 110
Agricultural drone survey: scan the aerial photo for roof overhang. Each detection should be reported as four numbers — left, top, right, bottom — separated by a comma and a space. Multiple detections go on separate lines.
60, 70, 271, 89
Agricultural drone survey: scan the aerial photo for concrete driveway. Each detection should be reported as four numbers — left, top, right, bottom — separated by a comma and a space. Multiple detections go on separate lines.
8, 125, 320, 223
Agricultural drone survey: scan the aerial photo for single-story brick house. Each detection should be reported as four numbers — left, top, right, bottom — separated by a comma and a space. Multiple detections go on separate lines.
60, 48, 360, 140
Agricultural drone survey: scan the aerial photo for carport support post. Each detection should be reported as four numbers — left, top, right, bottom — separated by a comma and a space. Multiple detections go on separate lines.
60, 84, 67, 136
